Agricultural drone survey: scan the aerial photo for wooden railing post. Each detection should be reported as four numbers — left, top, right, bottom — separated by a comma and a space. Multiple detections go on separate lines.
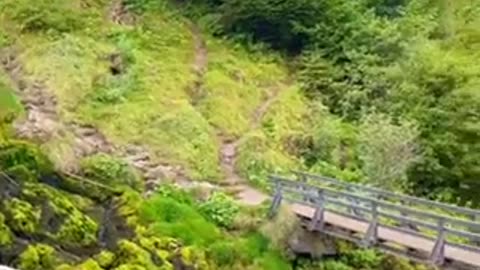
268, 178, 283, 218
347, 186, 362, 217
361, 201, 378, 247
297, 173, 312, 203
308, 189, 325, 232
430, 218, 446, 265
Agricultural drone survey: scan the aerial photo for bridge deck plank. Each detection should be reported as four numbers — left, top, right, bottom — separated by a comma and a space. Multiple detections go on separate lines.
291, 203, 480, 267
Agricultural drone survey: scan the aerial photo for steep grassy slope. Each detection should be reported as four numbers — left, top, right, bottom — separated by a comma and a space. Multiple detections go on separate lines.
0, 0, 307, 185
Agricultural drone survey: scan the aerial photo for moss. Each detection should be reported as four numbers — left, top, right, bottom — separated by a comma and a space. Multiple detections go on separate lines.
80, 153, 143, 191
3, 165, 36, 183
56, 211, 98, 247
74, 259, 104, 270
3, 198, 41, 234
115, 240, 158, 269
139, 236, 180, 252
95, 250, 116, 269
0, 213, 13, 246
18, 244, 58, 270
180, 246, 210, 270
0, 140, 53, 178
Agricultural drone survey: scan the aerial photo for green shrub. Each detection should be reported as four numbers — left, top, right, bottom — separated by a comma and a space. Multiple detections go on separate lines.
341, 249, 382, 269
81, 153, 142, 191
95, 250, 116, 269
208, 241, 239, 266
19, 244, 58, 270
0, 140, 53, 178
319, 260, 353, 270
0, 213, 13, 246
140, 196, 220, 246
0, 0, 85, 33
3, 198, 41, 234
199, 192, 239, 228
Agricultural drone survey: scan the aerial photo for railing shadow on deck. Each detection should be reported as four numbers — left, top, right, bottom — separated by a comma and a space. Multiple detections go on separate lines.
267, 172, 480, 267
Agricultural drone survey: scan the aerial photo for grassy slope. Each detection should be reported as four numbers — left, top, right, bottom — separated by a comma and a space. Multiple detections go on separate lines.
0, 0, 307, 184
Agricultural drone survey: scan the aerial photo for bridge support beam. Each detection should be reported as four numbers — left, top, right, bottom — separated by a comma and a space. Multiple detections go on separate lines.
308, 190, 325, 231
430, 218, 446, 265
268, 180, 283, 218
361, 202, 378, 247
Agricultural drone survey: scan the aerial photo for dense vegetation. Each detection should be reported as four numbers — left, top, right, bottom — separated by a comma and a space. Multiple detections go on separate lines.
191, 0, 480, 205
0, 0, 478, 269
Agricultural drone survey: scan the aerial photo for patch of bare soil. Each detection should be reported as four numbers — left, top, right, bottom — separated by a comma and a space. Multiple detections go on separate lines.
186, 24, 208, 105
109, 0, 136, 25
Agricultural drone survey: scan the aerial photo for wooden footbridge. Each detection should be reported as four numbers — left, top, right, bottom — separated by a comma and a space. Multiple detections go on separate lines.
268, 172, 480, 268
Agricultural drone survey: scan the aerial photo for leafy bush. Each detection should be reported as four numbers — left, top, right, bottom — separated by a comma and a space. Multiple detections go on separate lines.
341, 249, 382, 269
199, 192, 239, 228
208, 241, 240, 266
0, 0, 85, 33
0, 140, 53, 178
18, 244, 58, 270
81, 153, 142, 191
260, 206, 299, 253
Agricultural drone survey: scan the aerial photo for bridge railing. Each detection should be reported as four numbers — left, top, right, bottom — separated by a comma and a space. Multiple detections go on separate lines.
268, 174, 480, 265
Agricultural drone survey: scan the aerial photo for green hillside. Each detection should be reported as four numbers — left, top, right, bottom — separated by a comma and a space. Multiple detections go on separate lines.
0, 0, 479, 269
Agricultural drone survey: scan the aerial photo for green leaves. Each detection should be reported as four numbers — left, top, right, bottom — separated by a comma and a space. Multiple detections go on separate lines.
199, 192, 239, 228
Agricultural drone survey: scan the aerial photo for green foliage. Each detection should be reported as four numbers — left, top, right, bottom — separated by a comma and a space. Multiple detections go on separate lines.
199, 192, 239, 228
0, 213, 13, 246
318, 260, 353, 270
81, 153, 142, 191
0, 0, 85, 33
3, 198, 40, 234
19, 244, 58, 270
95, 250, 116, 269
56, 211, 98, 247
207, 241, 240, 266
0, 140, 53, 178
358, 113, 420, 190
0, 78, 22, 124
340, 249, 382, 269
140, 195, 221, 246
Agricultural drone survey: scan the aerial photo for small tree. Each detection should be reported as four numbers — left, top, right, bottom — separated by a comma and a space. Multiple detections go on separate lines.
358, 113, 420, 190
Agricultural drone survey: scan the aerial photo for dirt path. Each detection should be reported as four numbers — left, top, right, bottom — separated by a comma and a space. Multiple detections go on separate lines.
0, 48, 202, 195
218, 84, 285, 204
109, 0, 136, 25
187, 23, 208, 106
0, 49, 114, 166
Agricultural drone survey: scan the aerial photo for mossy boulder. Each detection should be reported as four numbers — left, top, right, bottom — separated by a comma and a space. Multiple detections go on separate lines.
80, 154, 142, 191
19, 244, 58, 270
0, 213, 13, 246
21, 183, 99, 247
180, 246, 211, 270
0, 140, 53, 179
3, 198, 41, 234
56, 211, 98, 247
95, 250, 116, 268
55, 259, 103, 270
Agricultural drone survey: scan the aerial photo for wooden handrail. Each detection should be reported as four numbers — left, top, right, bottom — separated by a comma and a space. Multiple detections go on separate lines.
292, 171, 480, 217
269, 174, 480, 266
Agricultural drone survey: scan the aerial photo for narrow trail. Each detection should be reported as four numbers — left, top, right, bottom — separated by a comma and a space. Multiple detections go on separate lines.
109, 0, 136, 25
0, 48, 204, 195
0, 48, 114, 167
219, 85, 285, 205
187, 24, 208, 105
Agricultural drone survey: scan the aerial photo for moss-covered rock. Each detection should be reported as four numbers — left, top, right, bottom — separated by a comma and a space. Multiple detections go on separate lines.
56, 211, 98, 247
0, 140, 53, 178
19, 244, 58, 270
55, 259, 103, 270
94, 250, 116, 269
180, 246, 211, 270
3, 198, 41, 234
115, 240, 157, 269
80, 153, 142, 191
0, 213, 13, 246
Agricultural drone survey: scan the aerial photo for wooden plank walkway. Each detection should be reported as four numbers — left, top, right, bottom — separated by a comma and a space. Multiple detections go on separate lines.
291, 203, 480, 267
268, 173, 480, 267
